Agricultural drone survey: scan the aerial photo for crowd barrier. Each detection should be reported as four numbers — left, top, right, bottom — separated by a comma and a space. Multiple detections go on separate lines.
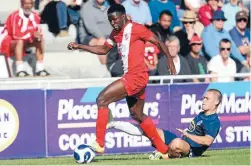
0, 79, 250, 159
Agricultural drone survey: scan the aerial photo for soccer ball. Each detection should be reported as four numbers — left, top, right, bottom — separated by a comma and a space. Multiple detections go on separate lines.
74, 144, 96, 164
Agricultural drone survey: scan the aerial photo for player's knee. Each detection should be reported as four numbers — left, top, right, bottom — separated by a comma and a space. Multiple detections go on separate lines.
129, 109, 143, 122
129, 109, 137, 119
96, 94, 108, 107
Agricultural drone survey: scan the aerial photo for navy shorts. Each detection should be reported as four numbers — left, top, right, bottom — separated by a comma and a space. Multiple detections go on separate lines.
163, 129, 199, 157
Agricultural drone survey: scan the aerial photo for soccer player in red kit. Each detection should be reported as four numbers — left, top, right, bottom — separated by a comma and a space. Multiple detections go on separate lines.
67, 4, 176, 158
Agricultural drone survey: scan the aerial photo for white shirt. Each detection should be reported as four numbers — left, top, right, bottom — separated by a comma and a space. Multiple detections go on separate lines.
174, 55, 181, 74
207, 55, 237, 82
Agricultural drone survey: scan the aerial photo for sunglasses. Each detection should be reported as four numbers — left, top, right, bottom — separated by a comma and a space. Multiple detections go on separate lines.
191, 43, 202, 46
183, 21, 195, 24
220, 47, 231, 51
237, 18, 247, 23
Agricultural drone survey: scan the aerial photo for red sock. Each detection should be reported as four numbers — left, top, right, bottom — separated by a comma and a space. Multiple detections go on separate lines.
96, 108, 109, 147
140, 117, 168, 154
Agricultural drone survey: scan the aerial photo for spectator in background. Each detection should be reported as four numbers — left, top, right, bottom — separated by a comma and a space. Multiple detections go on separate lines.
229, 11, 250, 57
237, 0, 249, 14
174, 10, 204, 56
79, 0, 112, 64
0, 0, 50, 77
122, 0, 152, 26
202, 10, 249, 69
222, 0, 241, 31
79, 0, 112, 46
148, 0, 180, 31
39, 0, 81, 37
229, 11, 250, 72
186, 34, 209, 83
149, 10, 172, 43
207, 39, 236, 82
198, 0, 219, 27
157, 36, 192, 83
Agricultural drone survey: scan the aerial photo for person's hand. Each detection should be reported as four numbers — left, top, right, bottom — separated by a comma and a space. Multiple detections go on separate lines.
242, 60, 250, 69
167, 58, 176, 75
68, 42, 79, 50
186, 27, 195, 40
33, 31, 42, 42
176, 128, 189, 137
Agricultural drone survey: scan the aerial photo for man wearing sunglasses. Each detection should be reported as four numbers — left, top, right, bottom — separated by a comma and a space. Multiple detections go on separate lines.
207, 38, 237, 82
202, 10, 249, 69
229, 11, 250, 58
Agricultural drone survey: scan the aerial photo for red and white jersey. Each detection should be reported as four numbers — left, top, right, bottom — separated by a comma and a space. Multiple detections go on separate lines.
0, 9, 40, 42
105, 22, 154, 75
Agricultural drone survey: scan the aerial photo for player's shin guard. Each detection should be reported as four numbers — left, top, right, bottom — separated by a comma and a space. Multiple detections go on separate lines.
139, 117, 168, 154
96, 108, 109, 148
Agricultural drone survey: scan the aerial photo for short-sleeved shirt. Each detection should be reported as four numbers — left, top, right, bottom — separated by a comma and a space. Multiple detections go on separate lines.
105, 22, 154, 75
207, 54, 237, 82
182, 112, 221, 156
122, 0, 152, 25
186, 53, 208, 81
229, 27, 250, 56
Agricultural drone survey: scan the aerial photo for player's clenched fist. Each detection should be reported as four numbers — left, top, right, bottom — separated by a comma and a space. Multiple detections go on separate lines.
68, 42, 79, 50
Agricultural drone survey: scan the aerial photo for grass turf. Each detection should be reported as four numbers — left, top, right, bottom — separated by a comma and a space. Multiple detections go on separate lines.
0, 148, 250, 165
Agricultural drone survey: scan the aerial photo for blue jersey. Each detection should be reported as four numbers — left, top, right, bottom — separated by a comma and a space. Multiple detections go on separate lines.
182, 112, 221, 156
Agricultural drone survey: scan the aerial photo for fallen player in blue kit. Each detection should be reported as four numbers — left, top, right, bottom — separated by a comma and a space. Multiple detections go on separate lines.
107, 89, 222, 159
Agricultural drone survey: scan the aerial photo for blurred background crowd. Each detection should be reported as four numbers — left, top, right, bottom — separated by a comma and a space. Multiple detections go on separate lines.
0, 0, 250, 82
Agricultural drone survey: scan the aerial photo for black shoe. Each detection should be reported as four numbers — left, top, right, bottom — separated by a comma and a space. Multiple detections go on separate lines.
16, 71, 30, 77
36, 70, 50, 77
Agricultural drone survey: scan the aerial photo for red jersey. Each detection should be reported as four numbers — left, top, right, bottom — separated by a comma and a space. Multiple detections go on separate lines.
0, 9, 41, 56
198, 4, 213, 27
105, 22, 154, 75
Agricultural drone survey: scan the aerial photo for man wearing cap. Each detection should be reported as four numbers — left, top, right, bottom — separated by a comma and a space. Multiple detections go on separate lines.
174, 10, 204, 56
202, 10, 249, 69
222, 0, 242, 31
229, 11, 250, 57
186, 34, 208, 83
229, 11, 250, 76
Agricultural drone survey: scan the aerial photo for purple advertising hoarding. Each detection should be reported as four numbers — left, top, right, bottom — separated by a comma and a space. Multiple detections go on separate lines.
46, 86, 170, 156
169, 82, 250, 149
46, 82, 250, 156
0, 90, 46, 159
0, 82, 249, 159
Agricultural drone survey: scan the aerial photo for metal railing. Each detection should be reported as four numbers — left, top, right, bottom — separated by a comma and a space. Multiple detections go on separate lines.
0, 73, 250, 90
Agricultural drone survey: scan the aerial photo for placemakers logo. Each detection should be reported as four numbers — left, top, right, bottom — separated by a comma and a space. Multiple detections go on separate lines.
0, 99, 19, 152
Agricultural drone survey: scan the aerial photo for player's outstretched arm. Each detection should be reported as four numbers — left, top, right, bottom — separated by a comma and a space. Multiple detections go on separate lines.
176, 128, 214, 146
148, 36, 176, 75
67, 42, 111, 55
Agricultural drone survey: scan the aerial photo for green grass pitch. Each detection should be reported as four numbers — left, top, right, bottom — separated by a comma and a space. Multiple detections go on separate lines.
0, 148, 250, 165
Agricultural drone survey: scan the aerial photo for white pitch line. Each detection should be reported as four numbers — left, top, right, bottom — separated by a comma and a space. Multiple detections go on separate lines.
181, 118, 193, 124
58, 122, 96, 129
